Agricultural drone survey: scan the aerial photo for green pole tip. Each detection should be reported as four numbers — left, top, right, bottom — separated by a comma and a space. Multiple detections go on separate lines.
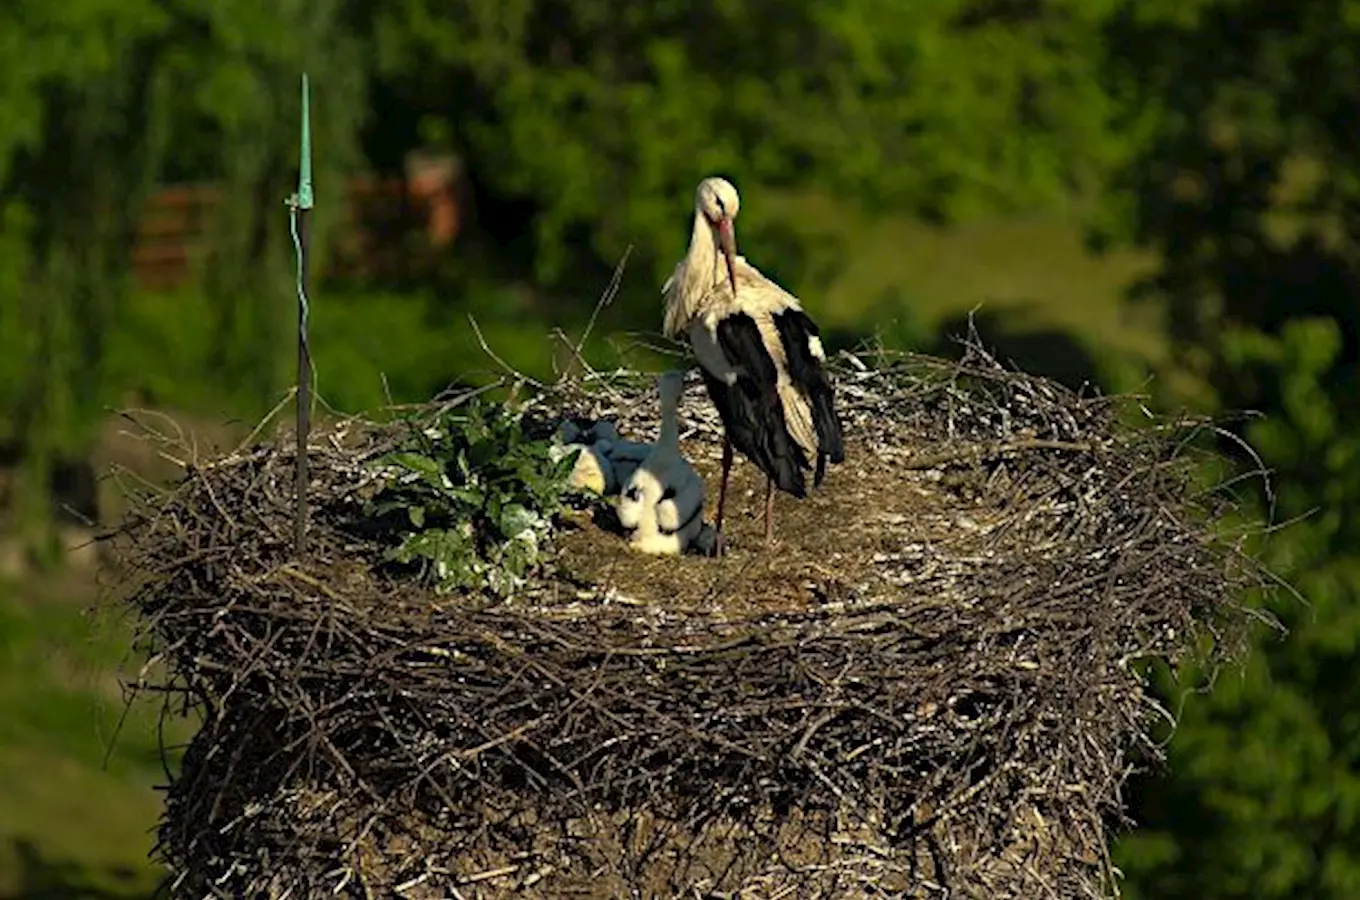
297, 73, 313, 210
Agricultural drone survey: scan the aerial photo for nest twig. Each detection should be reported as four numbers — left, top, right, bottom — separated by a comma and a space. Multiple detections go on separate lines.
112, 338, 1277, 899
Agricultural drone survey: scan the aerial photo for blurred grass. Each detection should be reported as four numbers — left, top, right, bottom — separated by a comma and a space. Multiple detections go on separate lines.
0, 574, 183, 897
760, 189, 1164, 389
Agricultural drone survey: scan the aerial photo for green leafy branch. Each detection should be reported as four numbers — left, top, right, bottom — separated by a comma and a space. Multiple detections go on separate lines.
363, 398, 581, 596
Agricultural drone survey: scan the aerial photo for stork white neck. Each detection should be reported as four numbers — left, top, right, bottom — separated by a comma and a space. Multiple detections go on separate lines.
657, 374, 682, 449
664, 209, 729, 337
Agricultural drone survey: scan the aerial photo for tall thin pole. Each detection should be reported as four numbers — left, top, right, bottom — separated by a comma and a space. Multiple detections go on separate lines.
290, 74, 314, 556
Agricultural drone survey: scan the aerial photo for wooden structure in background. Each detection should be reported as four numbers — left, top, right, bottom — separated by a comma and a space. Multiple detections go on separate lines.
131, 152, 463, 290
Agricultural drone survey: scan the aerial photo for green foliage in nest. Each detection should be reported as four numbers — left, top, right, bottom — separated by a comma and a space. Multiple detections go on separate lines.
364, 399, 581, 596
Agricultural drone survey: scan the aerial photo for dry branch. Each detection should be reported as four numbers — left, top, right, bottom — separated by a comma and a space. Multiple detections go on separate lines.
112, 339, 1275, 899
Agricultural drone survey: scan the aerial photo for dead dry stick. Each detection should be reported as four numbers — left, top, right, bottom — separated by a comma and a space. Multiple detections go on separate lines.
467, 313, 545, 389
231, 387, 298, 457
459, 865, 520, 886
575, 244, 633, 357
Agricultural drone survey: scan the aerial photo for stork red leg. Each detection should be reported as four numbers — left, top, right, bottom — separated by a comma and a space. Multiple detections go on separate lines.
712, 436, 734, 555
763, 477, 775, 542
714, 436, 734, 530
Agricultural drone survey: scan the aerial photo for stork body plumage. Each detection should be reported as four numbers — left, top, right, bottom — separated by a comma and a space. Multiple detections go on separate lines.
663, 177, 845, 546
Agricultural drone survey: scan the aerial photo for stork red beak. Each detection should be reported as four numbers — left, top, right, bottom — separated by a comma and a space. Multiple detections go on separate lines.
716, 217, 738, 294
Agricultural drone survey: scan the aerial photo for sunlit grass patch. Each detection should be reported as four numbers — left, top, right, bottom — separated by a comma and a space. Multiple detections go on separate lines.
0, 578, 187, 897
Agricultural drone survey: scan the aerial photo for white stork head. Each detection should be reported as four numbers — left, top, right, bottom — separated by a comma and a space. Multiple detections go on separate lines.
695, 177, 740, 295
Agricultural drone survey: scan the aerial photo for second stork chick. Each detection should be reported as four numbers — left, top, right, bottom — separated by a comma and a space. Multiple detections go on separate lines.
553, 419, 654, 496
617, 371, 707, 555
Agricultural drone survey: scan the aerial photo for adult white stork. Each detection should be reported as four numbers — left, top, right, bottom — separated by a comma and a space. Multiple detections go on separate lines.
662, 176, 845, 546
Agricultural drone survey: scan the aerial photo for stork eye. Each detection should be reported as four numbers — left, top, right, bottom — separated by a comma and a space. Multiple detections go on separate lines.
716, 196, 726, 214
625, 486, 641, 501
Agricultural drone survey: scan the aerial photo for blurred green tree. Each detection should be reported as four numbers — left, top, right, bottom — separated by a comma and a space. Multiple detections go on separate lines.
0, 0, 367, 552
1099, 0, 1360, 894
0, 0, 167, 553
372, 0, 1129, 306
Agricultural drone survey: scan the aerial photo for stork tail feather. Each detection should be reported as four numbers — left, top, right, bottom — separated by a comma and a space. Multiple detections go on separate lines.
772, 309, 844, 486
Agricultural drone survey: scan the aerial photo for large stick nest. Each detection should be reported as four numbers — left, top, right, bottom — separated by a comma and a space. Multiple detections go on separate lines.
115, 341, 1271, 899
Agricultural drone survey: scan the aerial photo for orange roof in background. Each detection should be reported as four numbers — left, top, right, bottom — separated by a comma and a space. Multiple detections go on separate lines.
132, 152, 463, 290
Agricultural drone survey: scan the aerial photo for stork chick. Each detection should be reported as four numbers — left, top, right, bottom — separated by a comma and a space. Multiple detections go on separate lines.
552, 421, 619, 495
662, 176, 845, 548
604, 436, 653, 490
552, 419, 654, 495
617, 371, 706, 555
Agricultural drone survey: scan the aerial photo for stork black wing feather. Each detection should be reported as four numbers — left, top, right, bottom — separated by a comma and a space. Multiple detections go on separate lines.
702, 312, 809, 497
772, 309, 845, 486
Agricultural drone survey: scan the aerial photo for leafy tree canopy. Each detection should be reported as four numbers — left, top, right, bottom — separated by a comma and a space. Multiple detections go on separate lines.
375, 0, 1127, 285
1102, 1, 1360, 895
